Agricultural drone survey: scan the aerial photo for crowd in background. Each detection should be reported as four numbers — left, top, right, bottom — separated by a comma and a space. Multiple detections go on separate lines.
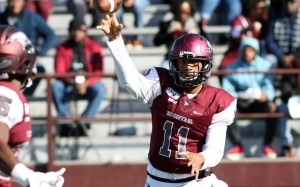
0, 0, 299, 159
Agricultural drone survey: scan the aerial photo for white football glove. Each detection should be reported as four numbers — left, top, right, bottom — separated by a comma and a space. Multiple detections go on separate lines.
238, 88, 262, 100
27, 168, 65, 187
11, 163, 66, 187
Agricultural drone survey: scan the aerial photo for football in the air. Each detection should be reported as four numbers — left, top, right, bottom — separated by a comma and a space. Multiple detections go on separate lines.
94, 0, 123, 13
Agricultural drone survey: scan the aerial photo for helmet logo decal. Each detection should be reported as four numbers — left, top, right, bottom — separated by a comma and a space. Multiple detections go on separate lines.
183, 100, 190, 107
179, 51, 196, 58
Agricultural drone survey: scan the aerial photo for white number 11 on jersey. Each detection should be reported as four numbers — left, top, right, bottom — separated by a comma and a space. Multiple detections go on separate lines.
159, 120, 189, 159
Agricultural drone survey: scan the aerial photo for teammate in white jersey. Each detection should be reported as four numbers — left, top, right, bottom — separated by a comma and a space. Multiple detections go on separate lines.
0, 25, 65, 187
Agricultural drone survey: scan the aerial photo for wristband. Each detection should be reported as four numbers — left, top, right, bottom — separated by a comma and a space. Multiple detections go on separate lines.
11, 163, 31, 186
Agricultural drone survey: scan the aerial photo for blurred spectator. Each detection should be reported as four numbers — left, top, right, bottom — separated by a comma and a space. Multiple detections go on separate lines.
67, 0, 99, 28
199, 0, 242, 26
222, 37, 277, 160
276, 47, 300, 158
153, 0, 205, 69
116, 0, 150, 49
219, 0, 269, 75
0, 0, 7, 12
0, 0, 56, 96
277, 103, 298, 158
52, 19, 106, 136
265, 0, 300, 101
25, 0, 53, 20
265, 1, 300, 156
268, 0, 286, 19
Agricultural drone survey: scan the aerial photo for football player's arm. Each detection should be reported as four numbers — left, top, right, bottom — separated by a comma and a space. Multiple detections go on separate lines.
98, 13, 161, 104
107, 37, 161, 104
0, 91, 21, 176
0, 121, 66, 187
0, 89, 65, 187
0, 121, 18, 175
200, 99, 237, 169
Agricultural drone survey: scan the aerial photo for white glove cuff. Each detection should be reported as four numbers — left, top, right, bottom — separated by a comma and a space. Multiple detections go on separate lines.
11, 163, 32, 186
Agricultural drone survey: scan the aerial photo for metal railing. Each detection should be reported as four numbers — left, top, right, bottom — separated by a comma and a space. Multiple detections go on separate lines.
29, 68, 300, 168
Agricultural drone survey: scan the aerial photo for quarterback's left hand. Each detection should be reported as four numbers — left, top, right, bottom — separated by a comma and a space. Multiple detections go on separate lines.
27, 168, 66, 187
12, 163, 65, 187
178, 151, 205, 181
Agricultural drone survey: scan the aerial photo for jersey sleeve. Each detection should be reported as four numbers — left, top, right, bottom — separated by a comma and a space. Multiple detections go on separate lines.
201, 99, 237, 169
0, 87, 24, 129
107, 37, 162, 105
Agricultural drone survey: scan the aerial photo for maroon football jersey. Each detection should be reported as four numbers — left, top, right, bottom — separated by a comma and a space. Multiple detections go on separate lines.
148, 68, 235, 173
0, 81, 32, 185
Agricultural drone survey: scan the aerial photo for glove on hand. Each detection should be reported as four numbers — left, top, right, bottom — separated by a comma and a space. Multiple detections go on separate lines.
27, 168, 65, 187
11, 163, 66, 187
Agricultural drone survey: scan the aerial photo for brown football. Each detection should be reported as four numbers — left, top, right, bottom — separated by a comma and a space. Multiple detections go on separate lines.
94, 0, 123, 13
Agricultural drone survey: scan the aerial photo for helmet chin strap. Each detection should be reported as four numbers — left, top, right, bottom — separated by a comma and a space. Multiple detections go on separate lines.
179, 75, 198, 82
179, 70, 200, 83
178, 75, 201, 88
20, 78, 32, 90
26, 78, 32, 88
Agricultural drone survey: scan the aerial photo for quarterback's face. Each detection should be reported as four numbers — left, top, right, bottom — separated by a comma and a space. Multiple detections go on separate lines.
177, 59, 202, 80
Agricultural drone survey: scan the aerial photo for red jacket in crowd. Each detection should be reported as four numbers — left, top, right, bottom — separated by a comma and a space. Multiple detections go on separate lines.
54, 37, 104, 86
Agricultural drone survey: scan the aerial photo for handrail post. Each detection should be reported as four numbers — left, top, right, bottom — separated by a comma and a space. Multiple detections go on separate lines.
46, 74, 54, 169
298, 71, 300, 91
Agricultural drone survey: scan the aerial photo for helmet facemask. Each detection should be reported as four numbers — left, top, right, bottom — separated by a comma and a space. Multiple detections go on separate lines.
20, 55, 36, 89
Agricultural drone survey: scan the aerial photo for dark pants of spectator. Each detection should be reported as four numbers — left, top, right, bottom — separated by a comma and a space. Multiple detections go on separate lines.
280, 74, 298, 104
52, 80, 106, 136
228, 100, 277, 147
67, 0, 99, 27
23, 62, 45, 96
